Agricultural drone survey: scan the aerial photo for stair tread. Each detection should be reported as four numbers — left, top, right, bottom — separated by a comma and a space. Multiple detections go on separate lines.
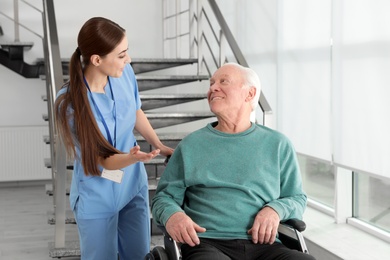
44, 157, 166, 168
48, 240, 80, 258
44, 133, 186, 144
136, 74, 208, 80
48, 235, 165, 257
134, 132, 188, 141
145, 111, 214, 117
47, 180, 159, 224
46, 179, 159, 194
45, 183, 70, 196
140, 93, 207, 98
47, 210, 76, 225
42, 93, 206, 101
131, 58, 198, 63
0, 41, 34, 48
43, 111, 213, 121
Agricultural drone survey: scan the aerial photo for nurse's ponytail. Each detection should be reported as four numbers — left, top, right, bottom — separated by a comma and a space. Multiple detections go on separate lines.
55, 17, 124, 176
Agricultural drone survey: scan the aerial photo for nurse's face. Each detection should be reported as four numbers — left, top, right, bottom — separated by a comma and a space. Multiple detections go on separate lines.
99, 36, 131, 78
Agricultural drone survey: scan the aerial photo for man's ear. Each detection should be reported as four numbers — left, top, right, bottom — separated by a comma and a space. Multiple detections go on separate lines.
90, 54, 101, 67
246, 86, 256, 102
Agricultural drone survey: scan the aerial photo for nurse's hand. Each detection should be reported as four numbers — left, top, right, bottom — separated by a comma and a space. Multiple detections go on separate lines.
158, 145, 174, 157
130, 145, 160, 162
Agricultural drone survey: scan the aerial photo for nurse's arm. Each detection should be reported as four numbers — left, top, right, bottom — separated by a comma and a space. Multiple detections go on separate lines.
98, 146, 160, 170
134, 109, 174, 157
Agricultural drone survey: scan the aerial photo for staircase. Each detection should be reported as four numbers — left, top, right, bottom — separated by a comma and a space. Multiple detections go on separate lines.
0, 0, 272, 258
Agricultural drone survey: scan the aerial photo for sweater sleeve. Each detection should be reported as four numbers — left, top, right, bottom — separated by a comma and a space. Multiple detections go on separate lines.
265, 138, 307, 221
151, 144, 187, 226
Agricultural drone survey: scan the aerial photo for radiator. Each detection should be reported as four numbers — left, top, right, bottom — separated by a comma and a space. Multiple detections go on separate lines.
0, 126, 51, 182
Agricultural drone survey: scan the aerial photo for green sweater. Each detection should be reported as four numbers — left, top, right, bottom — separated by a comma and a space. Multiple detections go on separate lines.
151, 122, 307, 240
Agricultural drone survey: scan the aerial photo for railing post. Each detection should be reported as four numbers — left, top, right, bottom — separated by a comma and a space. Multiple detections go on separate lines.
13, 0, 19, 41
197, 0, 203, 74
189, 0, 196, 58
176, 0, 181, 58
42, 0, 67, 249
162, 0, 166, 58
219, 29, 225, 67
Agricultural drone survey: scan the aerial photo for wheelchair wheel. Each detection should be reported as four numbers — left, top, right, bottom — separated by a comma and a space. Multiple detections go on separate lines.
144, 246, 169, 260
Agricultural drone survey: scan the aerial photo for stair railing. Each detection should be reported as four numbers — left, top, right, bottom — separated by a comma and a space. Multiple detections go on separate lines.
1, 0, 67, 250
0, 0, 43, 41
162, 0, 273, 126
41, 0, 67, 249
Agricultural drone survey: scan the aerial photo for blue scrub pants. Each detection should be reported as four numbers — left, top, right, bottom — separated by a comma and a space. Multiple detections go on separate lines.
75, 185, 150, 260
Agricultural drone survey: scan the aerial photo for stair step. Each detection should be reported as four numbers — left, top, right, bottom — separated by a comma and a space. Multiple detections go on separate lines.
41, 93, 207, 111
44, 157, 166, 169
48, 240, 80, 258
145, 111, 215, 129
44, 158, 73, 170
40, 73, 209, 89
36, 58, 197, 76
0, 41, 34, 59
131, 58, 198, 74
46, 183, 70, 196
140, 93, 207, 110
45, 177, 158, 196
137, 75, 209, 91
47, 210, 76, 225
43, 111, 214, 129
44, 133, 185, 146
48, 235, 165, 258
47, 179, 160, 224
0, 42, 34, 51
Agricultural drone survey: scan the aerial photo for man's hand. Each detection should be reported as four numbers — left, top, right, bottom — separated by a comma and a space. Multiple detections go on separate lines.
165, 212, 206, 247
247, 206, 280, 244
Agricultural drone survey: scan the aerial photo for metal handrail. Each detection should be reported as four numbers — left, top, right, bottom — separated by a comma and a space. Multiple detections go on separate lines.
162, 0, 273, 125
42, 0, 67, 249
0, 0, 43, 40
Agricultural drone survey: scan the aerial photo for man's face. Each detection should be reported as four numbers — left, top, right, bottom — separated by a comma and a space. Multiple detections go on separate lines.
208, 64, 251, 118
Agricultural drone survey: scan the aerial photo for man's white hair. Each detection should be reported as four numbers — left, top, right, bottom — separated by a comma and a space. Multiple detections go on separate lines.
224, 62, 261, 111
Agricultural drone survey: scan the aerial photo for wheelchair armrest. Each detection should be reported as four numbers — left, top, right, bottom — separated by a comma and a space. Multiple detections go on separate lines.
280, 219, 306, 232
157, 224, 182, 259
158, 224, 170, 237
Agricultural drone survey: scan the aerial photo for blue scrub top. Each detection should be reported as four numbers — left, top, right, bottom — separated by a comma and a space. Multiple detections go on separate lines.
57, 64, 148, 219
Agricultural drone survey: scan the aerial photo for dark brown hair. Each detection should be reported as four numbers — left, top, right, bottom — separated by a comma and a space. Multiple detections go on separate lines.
55, 17, 126, 176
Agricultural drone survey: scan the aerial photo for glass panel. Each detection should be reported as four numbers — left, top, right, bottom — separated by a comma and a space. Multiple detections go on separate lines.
297, 154, 334, 208
353, 172, 390, 233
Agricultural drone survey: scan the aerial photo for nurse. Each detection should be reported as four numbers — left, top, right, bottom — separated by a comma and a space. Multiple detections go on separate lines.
55, 17, 174, 259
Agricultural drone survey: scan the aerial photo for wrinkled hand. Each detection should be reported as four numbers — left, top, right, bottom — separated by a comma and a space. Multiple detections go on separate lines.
130, 145, 160, 162
165, 212, 206, 247
247, 206, 280, 244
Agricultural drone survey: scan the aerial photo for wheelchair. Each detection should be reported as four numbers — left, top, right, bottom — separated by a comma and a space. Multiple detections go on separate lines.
145, 219, 309, 260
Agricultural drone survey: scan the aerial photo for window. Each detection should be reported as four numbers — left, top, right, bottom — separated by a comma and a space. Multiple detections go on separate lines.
298, 154, 335, 208
353, 172, 390, 233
